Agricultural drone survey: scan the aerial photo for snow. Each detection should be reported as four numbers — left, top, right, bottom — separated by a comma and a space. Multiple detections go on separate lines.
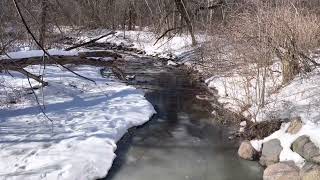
240, 121, 247, 127
206, 62, 283, 121
0, 49, 78, 60
167, 60, 178, 66
254, 70, 320, 124
98, 31, 200, 59
71, 29, 206, 60
0, 64, 155, 179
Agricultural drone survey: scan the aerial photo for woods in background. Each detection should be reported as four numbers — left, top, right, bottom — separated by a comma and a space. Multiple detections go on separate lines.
1, 0, 320, 85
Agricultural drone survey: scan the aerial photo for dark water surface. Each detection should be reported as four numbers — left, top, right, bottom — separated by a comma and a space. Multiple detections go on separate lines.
103, 56, 263, 180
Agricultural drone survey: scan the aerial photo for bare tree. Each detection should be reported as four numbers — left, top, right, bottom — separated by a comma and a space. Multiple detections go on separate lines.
174, 0, 197, 46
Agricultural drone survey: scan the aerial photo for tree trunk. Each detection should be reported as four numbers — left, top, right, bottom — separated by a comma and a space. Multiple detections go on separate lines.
39, 0, 47, 48
282, 52, 300, 84
174, 0, 197, 46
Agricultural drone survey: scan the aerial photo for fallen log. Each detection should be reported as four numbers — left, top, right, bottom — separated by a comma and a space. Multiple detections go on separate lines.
1, 56, 115, 70
1, 50, 123, 69
78, 50, 122, 59
0, 52, 126, 85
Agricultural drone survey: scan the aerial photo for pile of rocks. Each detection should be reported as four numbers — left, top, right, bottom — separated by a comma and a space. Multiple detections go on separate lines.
238, 118, 320, 180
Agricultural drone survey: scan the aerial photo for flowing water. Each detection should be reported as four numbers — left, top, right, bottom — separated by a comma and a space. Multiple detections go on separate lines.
103, 55, 263, 180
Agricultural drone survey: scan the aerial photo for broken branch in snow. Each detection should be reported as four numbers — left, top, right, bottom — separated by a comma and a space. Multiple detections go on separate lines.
65, 31, 116, 51
154, 26, 183, 46
16, 68, 49, 86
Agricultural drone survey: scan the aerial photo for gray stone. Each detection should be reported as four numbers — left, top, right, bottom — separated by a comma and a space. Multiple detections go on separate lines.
263, 162, 300, 180
301, 163, 320, 180
303, 142, 320, 160
311, 155, 320, 164
292, 136, 320, 164
238, 140, 258, 160
286, 117, 303, 134
292, 135, 310, 155
260, 139, 283, 167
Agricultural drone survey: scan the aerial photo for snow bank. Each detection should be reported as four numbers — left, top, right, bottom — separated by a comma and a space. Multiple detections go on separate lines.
255, 70, 320, 124
206, 62, 283, 121
206, 60, 320, 167
0, 65, 155, 180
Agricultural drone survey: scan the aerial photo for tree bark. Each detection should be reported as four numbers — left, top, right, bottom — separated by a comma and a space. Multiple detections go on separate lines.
282, 52, 300, 84
174, 0, 197, 46
39, 0, 47, 47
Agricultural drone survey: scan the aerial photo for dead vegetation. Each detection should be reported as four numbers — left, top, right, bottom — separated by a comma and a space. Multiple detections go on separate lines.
198, 0, 320, 121
242, 120, 282, 140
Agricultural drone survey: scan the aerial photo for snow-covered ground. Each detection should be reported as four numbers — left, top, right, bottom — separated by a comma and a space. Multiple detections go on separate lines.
73, 29, 207, 59
0, 51, 155, 179
205, 62, 283, 121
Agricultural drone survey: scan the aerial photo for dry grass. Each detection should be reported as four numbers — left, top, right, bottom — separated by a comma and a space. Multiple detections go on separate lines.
199, 0, 320, 120
242, 120, 282, 140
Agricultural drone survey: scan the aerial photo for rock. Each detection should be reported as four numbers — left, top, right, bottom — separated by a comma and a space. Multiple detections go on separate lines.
286, 117, 303, 134
303, 142, 320, 160
301, 163, 320, 180
260, 139, 283, 166
311, 155, 320, 164
292, 135, 310, 155
292, 135, 320, 164
238, 141, 258, 160
263, 162, 300, 180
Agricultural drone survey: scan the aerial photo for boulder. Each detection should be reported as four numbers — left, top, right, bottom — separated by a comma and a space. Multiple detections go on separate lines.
260, 139, 283, 167
301, 163, 320, 180
286, 117, 303, 134
303, 142, 320, 160
238, 141, 258, 160
292, 135, 310, 155
292, 136, 320, 164
263, 162, 300, 180
311, 155, 320, 164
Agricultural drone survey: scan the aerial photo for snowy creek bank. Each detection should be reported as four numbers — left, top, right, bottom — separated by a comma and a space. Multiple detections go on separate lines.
100, 55, 263, 180
0, 51, 155, 179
